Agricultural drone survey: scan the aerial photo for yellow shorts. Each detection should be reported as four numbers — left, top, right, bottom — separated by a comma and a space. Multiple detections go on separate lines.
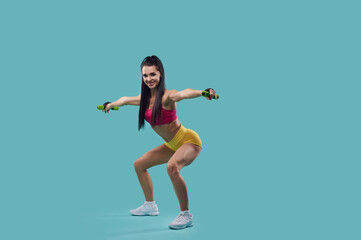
164, 125, 202, 152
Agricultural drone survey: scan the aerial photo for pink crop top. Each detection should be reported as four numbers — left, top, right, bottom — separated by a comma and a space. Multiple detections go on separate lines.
145, 108, 177, 126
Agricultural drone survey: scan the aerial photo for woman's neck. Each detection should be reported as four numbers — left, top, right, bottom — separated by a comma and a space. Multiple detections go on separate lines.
150, 87, 158, 98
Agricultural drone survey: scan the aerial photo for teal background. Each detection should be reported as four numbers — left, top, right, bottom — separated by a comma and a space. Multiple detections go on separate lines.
1, 0, 360, 239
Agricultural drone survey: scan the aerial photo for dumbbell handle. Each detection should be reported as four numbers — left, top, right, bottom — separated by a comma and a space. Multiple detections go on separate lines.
97, 102, 119, 110
202, 91, 219, 99
97, 105, 119, 110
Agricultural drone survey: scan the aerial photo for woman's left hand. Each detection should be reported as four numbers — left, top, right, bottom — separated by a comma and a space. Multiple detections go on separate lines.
206, 88, 218, 100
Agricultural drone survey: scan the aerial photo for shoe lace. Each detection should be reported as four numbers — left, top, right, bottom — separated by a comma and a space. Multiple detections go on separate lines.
138, 203, 155, 210
136, 204, 147, 211
175, 213, 187, 222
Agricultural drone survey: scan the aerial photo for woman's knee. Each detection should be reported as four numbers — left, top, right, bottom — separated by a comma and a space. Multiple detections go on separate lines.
167, 162, 179, 177
134, 158, 147, 173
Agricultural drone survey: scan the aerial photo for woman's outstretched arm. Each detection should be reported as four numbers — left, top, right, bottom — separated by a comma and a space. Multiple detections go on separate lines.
168, 88, 218, 102
103, 94, 141, 113
111, 94, 141, 107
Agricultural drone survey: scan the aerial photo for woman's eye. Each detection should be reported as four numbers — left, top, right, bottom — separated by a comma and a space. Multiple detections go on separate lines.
150, 73, 156, 76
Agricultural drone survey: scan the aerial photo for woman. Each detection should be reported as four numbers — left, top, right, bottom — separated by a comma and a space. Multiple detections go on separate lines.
103, 55, 218, 230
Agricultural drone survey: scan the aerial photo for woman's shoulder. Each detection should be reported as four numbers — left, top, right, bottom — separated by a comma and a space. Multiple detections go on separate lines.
163, 89, 177, 110
163, 89, 178, 99
164, 88, 178, 94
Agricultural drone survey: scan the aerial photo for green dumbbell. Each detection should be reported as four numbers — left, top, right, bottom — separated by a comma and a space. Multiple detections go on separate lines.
202, 91, 219, 99
97, 102, 119, 110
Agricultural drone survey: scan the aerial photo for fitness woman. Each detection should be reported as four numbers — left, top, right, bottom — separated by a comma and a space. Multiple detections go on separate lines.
103, 55, 218, 230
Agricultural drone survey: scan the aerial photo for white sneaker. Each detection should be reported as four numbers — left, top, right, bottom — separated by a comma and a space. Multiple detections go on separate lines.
130, 202, 159, 216
168, 212, 193, 229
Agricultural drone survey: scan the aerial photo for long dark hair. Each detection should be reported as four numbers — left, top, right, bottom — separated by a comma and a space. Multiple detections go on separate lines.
138, 55, 166, 131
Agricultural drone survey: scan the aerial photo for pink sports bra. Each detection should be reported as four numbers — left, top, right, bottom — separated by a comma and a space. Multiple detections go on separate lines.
145, 108, 177, 126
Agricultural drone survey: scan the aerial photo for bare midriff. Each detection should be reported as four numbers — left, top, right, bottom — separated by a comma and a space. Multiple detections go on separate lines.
151, 118, 181, 142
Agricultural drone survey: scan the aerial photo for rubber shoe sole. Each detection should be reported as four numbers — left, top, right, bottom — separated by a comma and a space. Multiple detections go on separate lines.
168, 222, 193, 230
130, 211, 159, 216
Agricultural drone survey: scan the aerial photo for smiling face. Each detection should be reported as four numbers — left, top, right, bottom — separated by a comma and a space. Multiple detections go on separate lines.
142, 65, 161, 89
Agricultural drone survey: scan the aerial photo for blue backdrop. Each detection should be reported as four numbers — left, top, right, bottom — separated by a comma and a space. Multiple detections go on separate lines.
1, 0, 360, 240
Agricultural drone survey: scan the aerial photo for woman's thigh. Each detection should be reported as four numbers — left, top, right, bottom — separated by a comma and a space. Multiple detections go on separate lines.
135, 144, 175, 170
168, 143, 202, 170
